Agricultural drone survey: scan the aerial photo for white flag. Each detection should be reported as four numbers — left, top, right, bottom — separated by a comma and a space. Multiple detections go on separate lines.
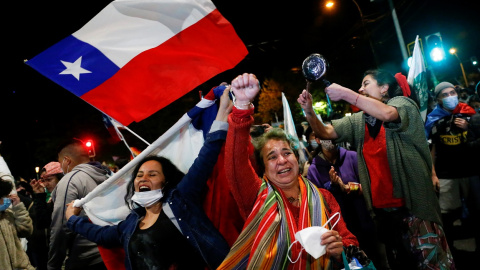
407, 35, 429, 122
282, 93, 307, 164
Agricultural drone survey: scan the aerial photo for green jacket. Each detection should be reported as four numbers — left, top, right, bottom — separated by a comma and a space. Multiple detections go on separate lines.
332, 96, 441, 224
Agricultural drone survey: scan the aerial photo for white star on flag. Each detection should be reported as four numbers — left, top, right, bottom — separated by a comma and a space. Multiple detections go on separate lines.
59, 56, 91, 80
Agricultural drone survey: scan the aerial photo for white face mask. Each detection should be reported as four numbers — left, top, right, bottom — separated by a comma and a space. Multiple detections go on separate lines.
320, 140, 336, 151
287, 212, 340, 262
309, 140, 319, 149
131, 189, 164, 207
442, 95, 459, 110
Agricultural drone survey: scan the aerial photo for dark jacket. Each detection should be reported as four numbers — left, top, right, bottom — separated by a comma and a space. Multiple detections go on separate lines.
67, 129, 229, 270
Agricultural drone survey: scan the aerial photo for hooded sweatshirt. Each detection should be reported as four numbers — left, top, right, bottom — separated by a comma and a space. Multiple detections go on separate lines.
48, 162, 112, 270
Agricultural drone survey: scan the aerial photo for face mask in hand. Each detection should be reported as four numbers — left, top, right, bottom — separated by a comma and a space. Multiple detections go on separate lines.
0, 197, 12, 212
131, 189, 164, 207
287, 212, 341, 263
442, 96, 459, 110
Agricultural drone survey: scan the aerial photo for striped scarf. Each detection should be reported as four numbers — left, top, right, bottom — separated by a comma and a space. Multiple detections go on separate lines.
218, 175, 333, 270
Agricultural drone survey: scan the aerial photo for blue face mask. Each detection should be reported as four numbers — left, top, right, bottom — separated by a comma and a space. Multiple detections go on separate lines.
309, 140, 319, 149
0, 197, 12, 211
442, 95, 459, 110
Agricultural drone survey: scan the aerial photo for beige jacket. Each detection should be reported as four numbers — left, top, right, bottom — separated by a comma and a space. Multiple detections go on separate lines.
0, 202, 35, 270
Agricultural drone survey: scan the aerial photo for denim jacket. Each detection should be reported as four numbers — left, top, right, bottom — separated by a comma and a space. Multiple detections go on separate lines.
67, 128, 229, 270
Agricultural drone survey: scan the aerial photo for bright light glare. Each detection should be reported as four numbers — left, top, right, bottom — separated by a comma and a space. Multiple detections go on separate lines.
326, 1, 334, 8
345, 113, 352, 116
314, 101, 327, 110
407, 56, 413, 68
473, 60, 478, 65
35, 167, 40, 173
449, 48, 456, 54
430, 48, 445, 62
86, 141, 92, 147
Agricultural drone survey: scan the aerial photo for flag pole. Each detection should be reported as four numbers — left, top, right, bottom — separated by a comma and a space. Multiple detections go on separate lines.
120, 126, 151, 146
121, 137, 136, 158
107, 114, 151, 146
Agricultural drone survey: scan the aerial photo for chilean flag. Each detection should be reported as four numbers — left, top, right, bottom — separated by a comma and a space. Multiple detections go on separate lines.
74, 85, 243, 269
26, 0, 248, 125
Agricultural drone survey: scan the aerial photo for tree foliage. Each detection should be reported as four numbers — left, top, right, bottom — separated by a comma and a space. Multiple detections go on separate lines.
255, 78, 283, 124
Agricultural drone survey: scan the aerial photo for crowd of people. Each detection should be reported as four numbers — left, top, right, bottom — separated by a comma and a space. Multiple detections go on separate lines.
1, 68, 479, 270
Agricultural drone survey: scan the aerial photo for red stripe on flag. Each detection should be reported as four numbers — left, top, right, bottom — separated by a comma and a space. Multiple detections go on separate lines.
81, 9, 247, 125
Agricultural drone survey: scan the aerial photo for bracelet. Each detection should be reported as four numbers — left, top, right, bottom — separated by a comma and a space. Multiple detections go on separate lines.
354, 94, 360, 106
233, 101, 252, 110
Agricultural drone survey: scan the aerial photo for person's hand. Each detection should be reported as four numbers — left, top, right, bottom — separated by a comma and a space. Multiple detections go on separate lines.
65, 201, 82, 220
215, 85, 233, 122
329, 166, 346, 192
9, 194, 20, 206
454, 118, 469, 130
321, 229, 344, 260
432, 175, 440, 193
231, 73, 260, 108
325, 83, 356, 102
30, 179, 45, 194
297, 90, 314, 113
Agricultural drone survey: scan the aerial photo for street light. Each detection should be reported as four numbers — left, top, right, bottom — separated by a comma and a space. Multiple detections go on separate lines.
449, 48, 469, 87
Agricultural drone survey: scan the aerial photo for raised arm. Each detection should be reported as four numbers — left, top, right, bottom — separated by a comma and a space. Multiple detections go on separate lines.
176, 86, 232, 202
225, 73, 263, 219
297, 90, 338, 140
325, 83, 399, 122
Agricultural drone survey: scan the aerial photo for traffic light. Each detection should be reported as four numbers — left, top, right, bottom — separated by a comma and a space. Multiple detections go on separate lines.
471, 56, 478, 66
425, 32, 445, 62
84, 139, 96, 158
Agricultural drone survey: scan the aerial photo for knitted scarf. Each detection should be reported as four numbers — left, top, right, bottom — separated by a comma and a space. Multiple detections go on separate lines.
217, 175, 332, 270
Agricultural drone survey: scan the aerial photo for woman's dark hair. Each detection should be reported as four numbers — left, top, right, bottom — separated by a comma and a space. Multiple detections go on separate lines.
364, 69, 420, 107
124, 156, 185, 209
252, 127, 300, 175
15, 180, 34, 196
0, 177, 14, 198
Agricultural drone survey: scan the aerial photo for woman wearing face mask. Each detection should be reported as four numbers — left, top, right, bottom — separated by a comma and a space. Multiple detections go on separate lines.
0, 176, 35, 270
306, 133, 389, 269
218, 73, 367, 269
298, 69, 454, 269
65, 88, 232, 270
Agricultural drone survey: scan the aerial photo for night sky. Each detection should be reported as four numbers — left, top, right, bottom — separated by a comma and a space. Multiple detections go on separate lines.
2, 0, 479, 179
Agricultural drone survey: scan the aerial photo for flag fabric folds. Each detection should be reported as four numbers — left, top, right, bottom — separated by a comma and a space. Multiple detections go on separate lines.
102, 114, 124, 144
73, 85, 224, 226
282, 93, 307, 164
407, 35, 429, 122
26, 0, 248, 126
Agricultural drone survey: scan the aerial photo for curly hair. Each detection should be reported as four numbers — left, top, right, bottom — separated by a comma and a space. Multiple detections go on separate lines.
124, 156, 185, 209
251, 127, 300, 175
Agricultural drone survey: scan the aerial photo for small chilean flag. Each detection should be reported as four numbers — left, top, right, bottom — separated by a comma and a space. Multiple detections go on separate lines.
26, 0, 247, 125
72, 85, 230, 269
